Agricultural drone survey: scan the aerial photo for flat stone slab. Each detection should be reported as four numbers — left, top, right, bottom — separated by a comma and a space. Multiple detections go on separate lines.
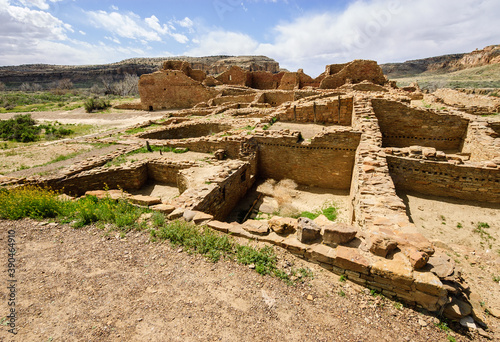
242, 220, 269, 236
129, 195, 162, 206
150, 204, 175, 214
193, 212, 214, 225
413, 271, 445, 296
207, 220, 232, 233
167, 208, 184, 220
310, 244, 336, 265
371, 258, 414, 287
425, 251, 455, 278
334, 246, 371, 275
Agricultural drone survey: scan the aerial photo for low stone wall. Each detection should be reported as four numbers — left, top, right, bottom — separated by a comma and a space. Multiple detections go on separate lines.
251, 129, 361, 189
43, 162, 149, 197
277, 96, 353, 125
147, 159, 196, 187
461, 119, 500, 162
371, 99, 469, 151
434, 88, 500, 115
138, 122, 233, 140
387, 156, 500, 203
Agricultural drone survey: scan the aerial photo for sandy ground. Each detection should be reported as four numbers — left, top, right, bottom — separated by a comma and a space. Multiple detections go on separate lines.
0, 108, 166, 129
399, 191, 500, 316
0, 219, 488, 342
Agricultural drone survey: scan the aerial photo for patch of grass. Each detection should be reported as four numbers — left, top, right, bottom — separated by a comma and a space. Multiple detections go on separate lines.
339, 274, 347, 282
435, 320, 450, 332
150, 220, 311, 285
338, 290, 346, 297
370, 289, 382, 297
0, 186, 149, 231
294, 202, 338, 221
474, 222, 496, 249
493, 275, 500, 282
456, 223, 463, 229
47, 152, 80, 164
125, 124, 161, 135
393, 301, 403, 310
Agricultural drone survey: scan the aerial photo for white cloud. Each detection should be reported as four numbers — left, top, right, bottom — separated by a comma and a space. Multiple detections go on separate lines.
87, 10, 162, 41
177, 17, 193, 29
145, 15, 170, 35
185, 30, 259, 56
252, 0, 500, 75
17, 0, 64, 10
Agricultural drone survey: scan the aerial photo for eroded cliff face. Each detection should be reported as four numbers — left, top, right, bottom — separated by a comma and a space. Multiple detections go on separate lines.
382, 45, 500, 78
0, 56, 280, 88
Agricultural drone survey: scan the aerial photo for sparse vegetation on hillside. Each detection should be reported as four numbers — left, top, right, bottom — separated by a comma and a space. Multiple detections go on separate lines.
393, 64, 500, 91
0, 90, 86, 112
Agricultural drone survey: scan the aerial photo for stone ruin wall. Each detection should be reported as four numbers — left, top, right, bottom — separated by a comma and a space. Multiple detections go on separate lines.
371, 99, 470, 151
252, 129, 361, 189
387, 156, 500, 203
137, 122, 233, 140
434, 88, 500, 115
277, 96, 353, 125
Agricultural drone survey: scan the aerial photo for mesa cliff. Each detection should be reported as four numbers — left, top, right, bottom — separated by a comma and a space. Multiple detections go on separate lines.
382, 44, 500, 78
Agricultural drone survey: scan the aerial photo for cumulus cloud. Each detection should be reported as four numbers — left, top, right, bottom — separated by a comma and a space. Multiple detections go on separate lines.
87, 10, 162, 42
254, 0, 500, 75
17, 0, 64, 10
185, 30, 259, 56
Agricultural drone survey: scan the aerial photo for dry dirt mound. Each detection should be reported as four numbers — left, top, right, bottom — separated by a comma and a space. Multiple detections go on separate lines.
0, 219, 491, 341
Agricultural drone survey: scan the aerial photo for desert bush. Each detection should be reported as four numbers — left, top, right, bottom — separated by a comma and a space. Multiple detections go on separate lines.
84, 97, 111, 113
0, 82, 6, 91
0, 186, 63, 220
19, 82, 43, 92
0, 114, 41, 142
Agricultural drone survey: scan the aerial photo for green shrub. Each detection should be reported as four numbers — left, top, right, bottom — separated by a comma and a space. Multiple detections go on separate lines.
84, 97, 111, 113
0, 114, 41, 142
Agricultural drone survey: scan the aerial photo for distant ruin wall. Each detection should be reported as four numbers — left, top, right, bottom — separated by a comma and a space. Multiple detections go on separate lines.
138, 70, 218, 110
253, 131, 361, 189
371, 99, 469, 150
387, 156, 500, 203
278, 96, 353, 125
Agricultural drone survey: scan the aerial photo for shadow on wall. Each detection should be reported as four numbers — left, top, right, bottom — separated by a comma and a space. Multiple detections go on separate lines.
371, 99, 469, 152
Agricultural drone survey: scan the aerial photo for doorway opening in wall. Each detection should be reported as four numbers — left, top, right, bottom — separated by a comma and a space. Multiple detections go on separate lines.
148, 106, 153, 111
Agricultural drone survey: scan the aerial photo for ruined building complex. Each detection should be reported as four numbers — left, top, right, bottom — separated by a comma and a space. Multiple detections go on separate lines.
11, 59, 500, 327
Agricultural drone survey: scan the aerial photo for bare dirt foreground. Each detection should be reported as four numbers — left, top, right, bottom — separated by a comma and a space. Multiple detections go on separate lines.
0, 219, 491, 342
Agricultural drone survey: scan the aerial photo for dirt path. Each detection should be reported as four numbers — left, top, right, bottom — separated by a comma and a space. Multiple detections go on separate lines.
0, 219, 491, 342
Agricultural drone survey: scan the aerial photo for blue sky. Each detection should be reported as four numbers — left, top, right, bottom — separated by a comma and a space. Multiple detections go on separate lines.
1, 0, 499, 76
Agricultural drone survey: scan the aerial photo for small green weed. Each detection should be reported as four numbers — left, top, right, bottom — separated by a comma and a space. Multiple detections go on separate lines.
294, 202, 338, 221
493, 275, 500, 282
338, 290, 346, 297
339, 274, 347, 282
150, 220, 312, 285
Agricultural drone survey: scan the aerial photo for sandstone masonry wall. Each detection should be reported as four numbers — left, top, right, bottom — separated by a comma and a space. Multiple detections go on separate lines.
252, 129, 361, 189
371, 99, 469, 151
138, 122, 233, 140
277, 96, 353, 125
387, 156, 500, 203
